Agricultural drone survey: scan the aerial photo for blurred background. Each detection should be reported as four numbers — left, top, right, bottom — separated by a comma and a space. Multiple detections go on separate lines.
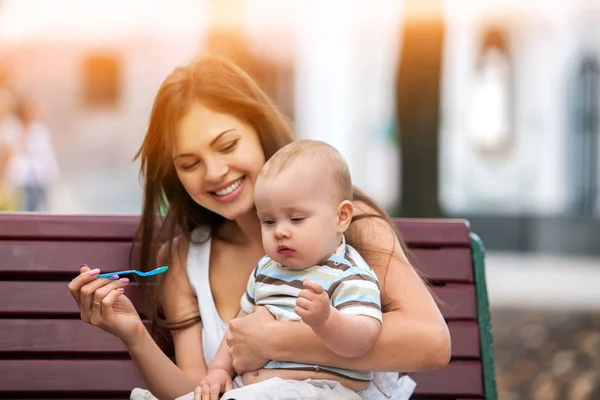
0, 0, 599, 398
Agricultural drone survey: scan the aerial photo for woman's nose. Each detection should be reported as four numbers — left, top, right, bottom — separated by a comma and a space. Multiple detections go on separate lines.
204, 158, 228, 183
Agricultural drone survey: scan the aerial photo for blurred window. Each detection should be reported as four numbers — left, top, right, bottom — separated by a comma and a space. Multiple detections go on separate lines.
468, 27, 515, 158
571, 55, 599, 215
82, 53, 121, 108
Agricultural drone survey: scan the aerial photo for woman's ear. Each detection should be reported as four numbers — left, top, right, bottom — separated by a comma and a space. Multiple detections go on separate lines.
336, 200, 354, 233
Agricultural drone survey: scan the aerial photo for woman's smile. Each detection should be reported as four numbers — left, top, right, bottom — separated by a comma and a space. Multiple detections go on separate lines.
210, 176, 246, 203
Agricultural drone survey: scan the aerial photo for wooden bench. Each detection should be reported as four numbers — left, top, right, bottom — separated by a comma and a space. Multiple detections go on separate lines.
0, 213, 497, 400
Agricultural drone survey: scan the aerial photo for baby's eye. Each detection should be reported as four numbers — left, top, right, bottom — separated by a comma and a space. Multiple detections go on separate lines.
262, 220, 275, 225
290, 217, 305, 223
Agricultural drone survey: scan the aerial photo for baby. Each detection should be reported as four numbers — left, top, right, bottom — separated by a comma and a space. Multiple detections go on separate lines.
196, 140, 382, 400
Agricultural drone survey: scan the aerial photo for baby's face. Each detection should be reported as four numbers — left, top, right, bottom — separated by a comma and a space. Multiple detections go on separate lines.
254, 161, 342, 270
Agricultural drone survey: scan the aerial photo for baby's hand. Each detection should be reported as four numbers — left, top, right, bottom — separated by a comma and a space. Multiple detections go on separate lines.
295, 279, 332, 328
196, 368, 233, 400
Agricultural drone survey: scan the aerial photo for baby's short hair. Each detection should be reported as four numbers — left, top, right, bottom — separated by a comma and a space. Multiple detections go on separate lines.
259, 140, 353, 203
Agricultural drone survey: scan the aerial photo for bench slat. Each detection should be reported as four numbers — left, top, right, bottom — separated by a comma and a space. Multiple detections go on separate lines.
0, 242, 473, 284
0, 319, 164, 354
408, 361, 484, 397
0, 214, 470, 246
0, 359, 146, 392
0, 213, 140, 241
0, 241, 137, 275
394, 219, 470, 247
0, 281, 145, 317
410, 248, 473, 283
448, 321, 480, 358
0, 360, 482, 397
0, 319, 481, 359
0, 282, 477, 320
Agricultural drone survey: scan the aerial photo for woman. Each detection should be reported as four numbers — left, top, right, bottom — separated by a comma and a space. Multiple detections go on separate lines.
68, 56, 450, 400
10, 96, 59, 212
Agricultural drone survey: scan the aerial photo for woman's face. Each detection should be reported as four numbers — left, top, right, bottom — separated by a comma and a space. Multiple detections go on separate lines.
172, 102, 266, 221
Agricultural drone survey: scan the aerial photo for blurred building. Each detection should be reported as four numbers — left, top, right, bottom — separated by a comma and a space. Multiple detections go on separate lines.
0, 0, 403, 215
0, 0, 598, 255
438, 1, 600, 254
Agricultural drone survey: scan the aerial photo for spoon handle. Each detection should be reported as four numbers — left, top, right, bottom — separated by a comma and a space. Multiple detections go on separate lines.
97, 270, 136, 279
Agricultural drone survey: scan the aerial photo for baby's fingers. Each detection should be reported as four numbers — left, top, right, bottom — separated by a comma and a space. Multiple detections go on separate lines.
193, 386, 201, 400
303, 279, 324, 294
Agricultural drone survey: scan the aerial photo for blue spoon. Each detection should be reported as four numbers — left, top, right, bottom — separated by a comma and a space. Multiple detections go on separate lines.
97, 266, 169, 279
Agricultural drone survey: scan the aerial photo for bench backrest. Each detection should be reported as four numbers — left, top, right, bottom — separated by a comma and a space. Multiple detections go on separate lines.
0, 213, 496, 400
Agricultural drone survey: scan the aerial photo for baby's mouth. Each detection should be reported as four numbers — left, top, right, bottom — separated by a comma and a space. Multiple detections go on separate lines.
278, 246, 295, 254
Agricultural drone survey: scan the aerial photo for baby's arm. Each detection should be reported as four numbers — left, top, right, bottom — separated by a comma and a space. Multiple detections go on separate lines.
198, 263, 261, 397
296, 279, 381, 358
198, 310, 248, 397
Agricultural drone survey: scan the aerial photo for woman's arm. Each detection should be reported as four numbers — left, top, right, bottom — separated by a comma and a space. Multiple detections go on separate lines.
128, 236, 207, 398
228, 204, 450, 373
126, 328, 199, 399
68, 236, 206, 399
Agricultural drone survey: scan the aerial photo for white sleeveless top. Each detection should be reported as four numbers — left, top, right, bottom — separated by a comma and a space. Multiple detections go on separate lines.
184, 227, 416, 400
186, 228, 228, 366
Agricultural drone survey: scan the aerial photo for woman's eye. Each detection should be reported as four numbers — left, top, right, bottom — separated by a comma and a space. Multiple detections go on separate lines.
220, 140, 239, 153
180, 161, 200, 171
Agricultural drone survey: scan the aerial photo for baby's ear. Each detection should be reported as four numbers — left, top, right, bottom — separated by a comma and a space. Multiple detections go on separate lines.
336, 200, 354, 233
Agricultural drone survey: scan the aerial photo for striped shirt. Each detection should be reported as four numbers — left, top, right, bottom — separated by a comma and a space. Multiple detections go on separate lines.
240, 236, 382, 381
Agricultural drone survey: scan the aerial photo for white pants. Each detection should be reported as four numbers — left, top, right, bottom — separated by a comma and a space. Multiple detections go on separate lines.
221, 377, 361, 400
131, 373, 416, 400
132, 377, 358, 400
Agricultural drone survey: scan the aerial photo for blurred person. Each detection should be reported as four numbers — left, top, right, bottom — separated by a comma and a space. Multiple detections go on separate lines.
0, 87, 20, 211
67, 56, 449, 400
8, 96, 59, 212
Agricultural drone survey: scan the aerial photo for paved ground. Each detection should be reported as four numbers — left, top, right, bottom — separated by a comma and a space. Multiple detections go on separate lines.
485, 252, 600, 400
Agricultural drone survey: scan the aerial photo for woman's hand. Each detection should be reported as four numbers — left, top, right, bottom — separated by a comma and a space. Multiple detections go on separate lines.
226, 306, 275, 373
67, 264, 145, 345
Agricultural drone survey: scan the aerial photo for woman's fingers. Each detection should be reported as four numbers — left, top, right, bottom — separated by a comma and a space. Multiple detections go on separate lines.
67, 265, 100, 306
225, 330, 234, 347
79, 275, 120, 317
89, 279, 129, 323
95, 287, 125, 318
79, 264, 91, 274
93, 278, 130, 306
224, 378, 233, 393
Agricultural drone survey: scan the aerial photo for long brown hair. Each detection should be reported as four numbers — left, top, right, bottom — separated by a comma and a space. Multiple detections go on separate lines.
133, 56, 294, 331
133, 55, 419, 334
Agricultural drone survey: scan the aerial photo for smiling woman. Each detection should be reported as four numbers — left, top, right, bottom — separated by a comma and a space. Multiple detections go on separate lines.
171, 105, 265, 220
